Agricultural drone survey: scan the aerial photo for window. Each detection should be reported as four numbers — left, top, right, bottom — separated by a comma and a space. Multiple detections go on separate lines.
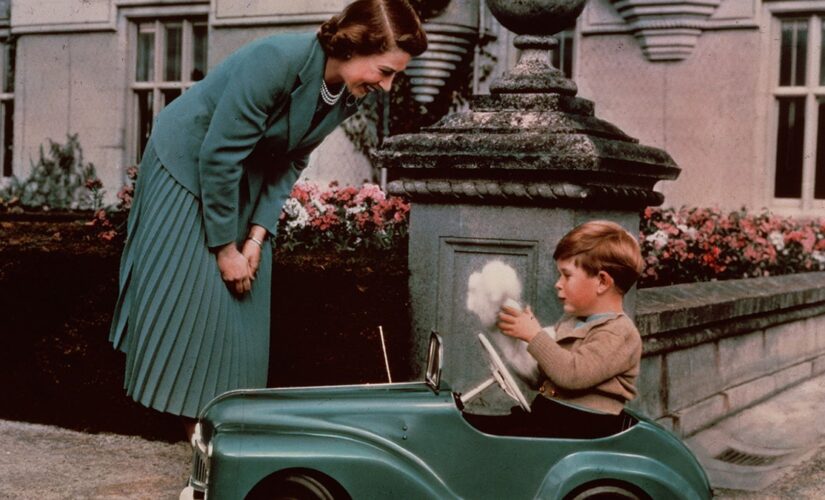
0, 38, 13, 178
552, 27, 575, 79
130, 18, 207, 163
772, 15, 825, 208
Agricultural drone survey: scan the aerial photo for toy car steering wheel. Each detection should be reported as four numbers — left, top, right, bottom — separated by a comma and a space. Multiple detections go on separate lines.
460, 333, 531, 412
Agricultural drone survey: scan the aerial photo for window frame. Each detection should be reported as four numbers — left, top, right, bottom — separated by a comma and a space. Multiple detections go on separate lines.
767, 6, 825, 212
125, 12, 207, 164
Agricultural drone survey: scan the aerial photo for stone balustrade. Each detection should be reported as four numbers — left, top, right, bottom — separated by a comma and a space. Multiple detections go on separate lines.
633, 272, 825, 437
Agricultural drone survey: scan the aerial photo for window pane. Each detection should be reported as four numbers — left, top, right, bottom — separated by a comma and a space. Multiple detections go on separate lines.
820, 23, 825, 86
162, 88, 181, 107
774, 97, 806, 198
1, 100, 11, 177
164, 23, 182, 81
136, 90, 153, 162
815, 100, 825, 198
796, 23, 808, 85
192, 24, 208, 81
0, 41, 13, 93
552, 27, 575, 79
4, 40, 14, 93
780, 20, 807, 86
137, 31, 155, 82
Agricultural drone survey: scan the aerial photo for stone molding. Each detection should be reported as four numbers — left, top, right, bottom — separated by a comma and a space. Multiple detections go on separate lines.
637, 272, 825, 339
405, 22, 478, 104
378, 90, 679, 210
387, 178, 664, 208
607, 0, 724, 61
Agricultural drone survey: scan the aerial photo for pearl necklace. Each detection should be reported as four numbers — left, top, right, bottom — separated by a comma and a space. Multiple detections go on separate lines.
320, 79, 345, 106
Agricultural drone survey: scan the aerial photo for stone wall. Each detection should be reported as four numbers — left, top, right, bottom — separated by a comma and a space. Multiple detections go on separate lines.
633, 273, 825, 437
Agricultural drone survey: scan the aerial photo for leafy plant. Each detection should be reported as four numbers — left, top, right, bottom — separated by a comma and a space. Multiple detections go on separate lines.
0, 134, 100, 211
86, 165, 138, 241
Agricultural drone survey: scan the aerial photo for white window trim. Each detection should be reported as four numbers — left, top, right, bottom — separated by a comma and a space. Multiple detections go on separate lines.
762, 3, 825, 215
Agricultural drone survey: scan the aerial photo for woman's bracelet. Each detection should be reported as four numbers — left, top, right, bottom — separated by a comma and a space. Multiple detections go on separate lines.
247, 236, 264, 248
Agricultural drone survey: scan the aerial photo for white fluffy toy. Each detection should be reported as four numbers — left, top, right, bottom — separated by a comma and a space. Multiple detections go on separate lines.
466, 260, 553, 388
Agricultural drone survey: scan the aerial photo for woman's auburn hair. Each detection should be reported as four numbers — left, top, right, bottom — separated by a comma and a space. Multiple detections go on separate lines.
553, 220, 645, 294
318, 0, 427, 59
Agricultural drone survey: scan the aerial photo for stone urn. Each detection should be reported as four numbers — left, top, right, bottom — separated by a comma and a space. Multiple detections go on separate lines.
486, 0, 586, 36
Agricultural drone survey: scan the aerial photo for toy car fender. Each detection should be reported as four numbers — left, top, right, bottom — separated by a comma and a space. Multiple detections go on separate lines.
537, 450, 707, 500
207, 425, 458, 499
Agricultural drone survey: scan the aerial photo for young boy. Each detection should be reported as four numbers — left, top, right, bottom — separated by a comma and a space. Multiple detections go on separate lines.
492, 220, 644, 439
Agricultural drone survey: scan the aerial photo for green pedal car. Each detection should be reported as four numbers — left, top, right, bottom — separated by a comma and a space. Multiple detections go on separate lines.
181, 333, 712, 500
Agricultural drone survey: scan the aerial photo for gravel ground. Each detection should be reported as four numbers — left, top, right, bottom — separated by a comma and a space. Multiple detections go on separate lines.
0, 420, 189, 499
0, 416, 823, 499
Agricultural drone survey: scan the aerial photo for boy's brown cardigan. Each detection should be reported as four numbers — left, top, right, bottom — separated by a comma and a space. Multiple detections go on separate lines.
527, 313, 642, 415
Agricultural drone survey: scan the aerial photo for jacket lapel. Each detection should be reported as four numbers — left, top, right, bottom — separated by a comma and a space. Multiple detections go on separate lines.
297, 96, 357, 147
287, 37, 325, 151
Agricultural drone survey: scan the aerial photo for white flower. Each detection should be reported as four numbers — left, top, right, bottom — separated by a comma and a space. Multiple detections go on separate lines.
768, 231, 785, 251
283, 198, 310, 229
346, 206, 366, 216
812, 251, 825, 267
312, 198, 328, 213
677, 224, 698, 240
646, 229, 669, 250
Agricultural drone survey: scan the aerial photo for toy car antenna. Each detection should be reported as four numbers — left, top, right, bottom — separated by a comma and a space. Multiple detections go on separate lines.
379, 325, 392, 383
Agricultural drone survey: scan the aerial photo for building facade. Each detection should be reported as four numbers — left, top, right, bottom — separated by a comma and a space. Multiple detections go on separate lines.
4, 0, 824, 214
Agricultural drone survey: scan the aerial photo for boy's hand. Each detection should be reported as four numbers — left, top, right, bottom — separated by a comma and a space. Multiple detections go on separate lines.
498, 305, 542, 342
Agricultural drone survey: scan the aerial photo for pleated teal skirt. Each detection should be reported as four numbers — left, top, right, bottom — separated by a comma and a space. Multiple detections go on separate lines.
109, 140, 272, 418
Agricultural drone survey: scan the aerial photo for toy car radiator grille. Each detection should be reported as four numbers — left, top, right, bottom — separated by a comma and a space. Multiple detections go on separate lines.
190, 447, 209, 492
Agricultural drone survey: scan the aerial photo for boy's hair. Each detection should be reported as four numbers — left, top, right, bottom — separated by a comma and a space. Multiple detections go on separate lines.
553, 220, 644, 294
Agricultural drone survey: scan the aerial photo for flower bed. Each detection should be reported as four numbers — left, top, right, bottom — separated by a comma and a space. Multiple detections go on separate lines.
277, 181, 409, 253
640, 207, 825, 288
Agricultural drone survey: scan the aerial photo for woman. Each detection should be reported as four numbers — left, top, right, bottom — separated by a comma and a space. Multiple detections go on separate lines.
109, 0, 427, 438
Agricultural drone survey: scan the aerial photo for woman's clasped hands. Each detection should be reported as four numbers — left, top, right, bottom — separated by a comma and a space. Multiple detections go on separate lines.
217, 230, 264, 295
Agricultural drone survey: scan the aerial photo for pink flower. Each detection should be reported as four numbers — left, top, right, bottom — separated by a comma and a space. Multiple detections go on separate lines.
85, 177, 103, 191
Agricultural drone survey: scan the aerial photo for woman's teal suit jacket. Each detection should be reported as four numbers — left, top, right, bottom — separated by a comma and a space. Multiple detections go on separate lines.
151, 31, 359, 248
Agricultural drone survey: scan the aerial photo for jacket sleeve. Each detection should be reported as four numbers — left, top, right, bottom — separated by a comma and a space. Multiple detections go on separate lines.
198, 43, 291, 248
249, 152, 309, 236
527, 324, 641, 390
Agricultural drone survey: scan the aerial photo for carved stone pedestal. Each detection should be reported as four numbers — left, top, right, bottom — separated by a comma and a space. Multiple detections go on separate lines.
374, 0, 680, 411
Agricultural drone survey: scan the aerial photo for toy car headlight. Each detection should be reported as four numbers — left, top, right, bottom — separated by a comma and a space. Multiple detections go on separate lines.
191, 423, 203, 448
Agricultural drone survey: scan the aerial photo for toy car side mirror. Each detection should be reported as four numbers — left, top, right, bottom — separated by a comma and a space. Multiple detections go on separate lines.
425, 331, 444, 394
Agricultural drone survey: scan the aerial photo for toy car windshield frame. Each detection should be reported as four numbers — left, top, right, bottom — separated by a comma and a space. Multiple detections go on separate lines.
425, 331, 444, 394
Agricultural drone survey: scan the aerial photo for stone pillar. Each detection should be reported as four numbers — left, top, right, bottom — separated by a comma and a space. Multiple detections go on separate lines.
374, 0, 680, 412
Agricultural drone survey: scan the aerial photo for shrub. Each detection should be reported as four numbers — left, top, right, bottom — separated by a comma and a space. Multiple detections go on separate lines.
84, 174, 825, 290
639, 206, 825, 288
0, 134, 101, 211
87, 173, 410, 253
